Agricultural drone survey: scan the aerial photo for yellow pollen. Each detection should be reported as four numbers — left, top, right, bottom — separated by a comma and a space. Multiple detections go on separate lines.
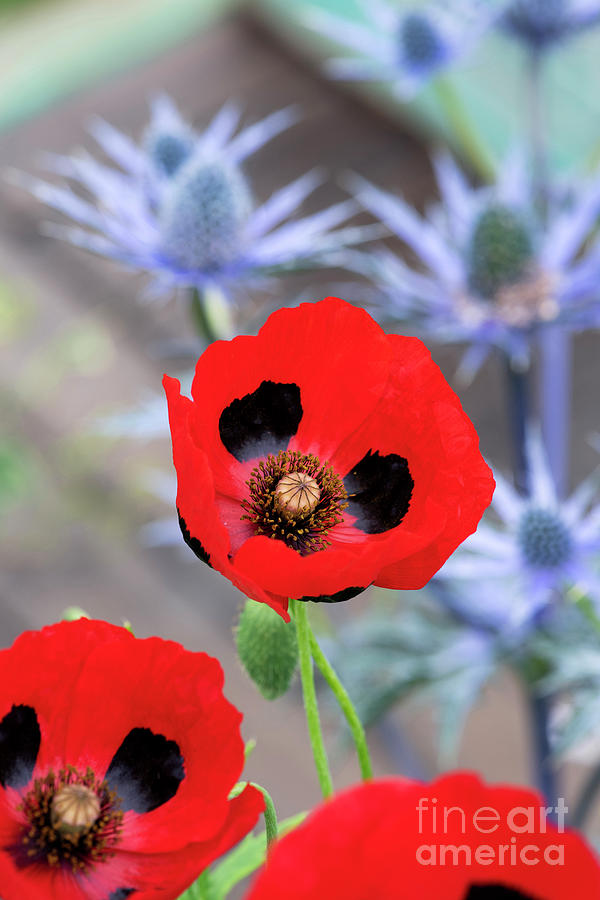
275, 471, 321, 517
51, 784, 101, 834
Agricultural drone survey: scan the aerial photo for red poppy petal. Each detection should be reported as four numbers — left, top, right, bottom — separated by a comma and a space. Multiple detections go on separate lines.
231, 503, 444, 600
186, 297, 392, 479
164, 375, 232, 563
330, 334, 494, 587
424, 773, 600, 898
164, 375, 289, 618
113, 784, 264, 900
246, 778, 464, 899
60, 637, 246, 849
0, 620, 133, 774
247, 774, 600, 899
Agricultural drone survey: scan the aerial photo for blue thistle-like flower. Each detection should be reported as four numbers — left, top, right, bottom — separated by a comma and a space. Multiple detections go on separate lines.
14, 95, 377, 302
142, 94, 195, 177
501, 0, 600, 48
159, 158, 252, 270
397, 11, 448, 72
438, 432, 600, 622
347, 151, 600, 377
302, 0, 496, 98
518, 507, 573, 568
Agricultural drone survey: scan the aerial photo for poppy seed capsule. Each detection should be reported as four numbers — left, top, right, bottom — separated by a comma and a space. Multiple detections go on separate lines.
275, 472, 320, 517
51, 785, 101, 834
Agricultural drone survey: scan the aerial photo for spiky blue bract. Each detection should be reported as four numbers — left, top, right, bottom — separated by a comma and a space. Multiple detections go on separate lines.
16, 95, 378, 303
501, 0, 600, 48
347, 150, 600, 377
302, 0, 497, 98
438, 432, 600, 626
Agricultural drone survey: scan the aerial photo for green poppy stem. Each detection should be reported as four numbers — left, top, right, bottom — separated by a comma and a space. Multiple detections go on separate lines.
308, 629, 373, 781
290, 598, 334, 799
249, 782, 279, 851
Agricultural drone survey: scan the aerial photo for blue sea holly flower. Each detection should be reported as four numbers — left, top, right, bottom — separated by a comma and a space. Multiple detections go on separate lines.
303, 0, 496, 98
438, 433, 600, 615
348, 151, 600, 376
16, 96, 375, 301
143, 93, 196, 178
501, 0, 600, 49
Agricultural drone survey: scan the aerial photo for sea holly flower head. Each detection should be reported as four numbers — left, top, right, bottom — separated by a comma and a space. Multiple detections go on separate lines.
163, 297, 494, 621
16, 95, 373, 302
303, 0, 496, 98
501, 0, 600, 49
246, 773, 600, 898
439, 432, 600, 619
0, 619, 263, 899
349, 151, 600, 376
142, 93, 196, 178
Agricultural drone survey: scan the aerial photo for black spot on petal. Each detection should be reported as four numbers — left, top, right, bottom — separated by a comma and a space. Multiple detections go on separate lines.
178, 512, 212, 567
219, 381, 302, 462
344, 451, 413, 534
105, 728, 184, 814
298, 586, 367, 604
466, 887, 539, 899
0, 705, 40, 789
109, 891, 136, 900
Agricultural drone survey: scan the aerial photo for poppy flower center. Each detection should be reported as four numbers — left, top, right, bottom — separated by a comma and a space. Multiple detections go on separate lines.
52, 784, 101, 833
241, 450, 348, 555
275, 471, 321, 515
17, 766, 123, 872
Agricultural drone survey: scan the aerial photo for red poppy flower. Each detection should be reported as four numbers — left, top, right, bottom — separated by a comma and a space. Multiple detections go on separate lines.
246, 773, 600, 899
0, 619, 263, 900
164, 297, 494, 621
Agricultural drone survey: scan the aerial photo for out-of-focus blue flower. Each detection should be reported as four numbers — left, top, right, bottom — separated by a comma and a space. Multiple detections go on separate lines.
438, 433, 600, 618
500, 0, 600, 49
16, 96, 375, 301
348, 151, 600, 376
303, 0, 496, 98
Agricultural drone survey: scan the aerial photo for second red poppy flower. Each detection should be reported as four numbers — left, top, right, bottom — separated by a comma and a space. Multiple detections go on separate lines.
164, 297, 494, 620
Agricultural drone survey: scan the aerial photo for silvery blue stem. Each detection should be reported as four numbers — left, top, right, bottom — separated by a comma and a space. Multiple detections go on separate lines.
527, 48, 547, 215
505, 358, 530, 494
573, 762, 600, 829
529, 693, 558, 810
540, 325, 571, 498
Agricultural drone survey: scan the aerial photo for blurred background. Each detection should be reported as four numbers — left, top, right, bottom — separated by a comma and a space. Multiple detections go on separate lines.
2, 0, 600, 838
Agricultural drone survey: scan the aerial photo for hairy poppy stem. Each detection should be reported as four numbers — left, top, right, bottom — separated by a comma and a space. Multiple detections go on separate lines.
290, 599, 334, 799
308, 630, 373, 782
249, 783, 279, 852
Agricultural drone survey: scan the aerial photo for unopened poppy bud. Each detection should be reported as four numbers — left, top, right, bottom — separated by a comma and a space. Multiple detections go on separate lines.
275, 472, 320, 517
51, 785, 101, 834
236, 599, 299, 700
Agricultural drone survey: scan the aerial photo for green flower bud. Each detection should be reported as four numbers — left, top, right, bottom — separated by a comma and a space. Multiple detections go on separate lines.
62, 606, 90, 622
236, 599, 298, 700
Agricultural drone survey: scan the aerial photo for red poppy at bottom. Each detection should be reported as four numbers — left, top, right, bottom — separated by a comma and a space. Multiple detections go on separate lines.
0, 619, 263, 900
245, 774, 600, 900
164, 297, 495, 621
